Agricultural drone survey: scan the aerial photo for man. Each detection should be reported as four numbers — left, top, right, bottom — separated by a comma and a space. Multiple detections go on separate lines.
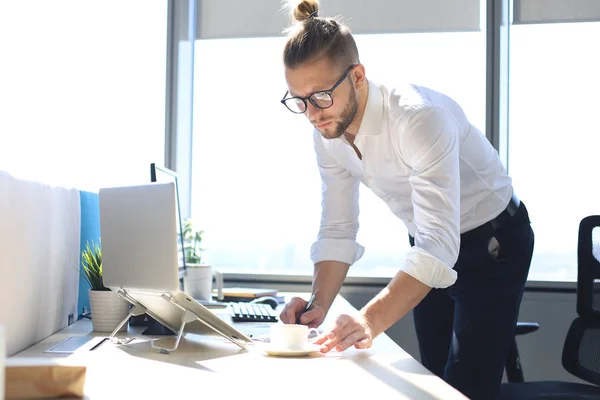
278, 1, 534, 399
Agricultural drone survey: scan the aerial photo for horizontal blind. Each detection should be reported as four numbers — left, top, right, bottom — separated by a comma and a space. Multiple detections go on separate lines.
513, 0, 600, 24
196, 0, 481, 39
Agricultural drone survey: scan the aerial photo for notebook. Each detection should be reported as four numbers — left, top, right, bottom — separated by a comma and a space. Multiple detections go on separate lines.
99, 182, 253, 350
213, 287, 283, 302
216, 287, 277, 298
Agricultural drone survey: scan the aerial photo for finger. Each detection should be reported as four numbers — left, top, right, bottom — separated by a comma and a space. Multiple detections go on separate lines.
280, 297, 305, 324
354, 337, 372, 349
328, 314, 351, 338
316, 315, 350, 352
279, 305, 295, 324
312, 314, 352, 352
335, 330, 367, 352
306, 320, 321, 329
319, 336, 340, 353
327, 314, 354, 341
299, 307, 323, 325
312, 332, 329, 345
318, 329, 343, 353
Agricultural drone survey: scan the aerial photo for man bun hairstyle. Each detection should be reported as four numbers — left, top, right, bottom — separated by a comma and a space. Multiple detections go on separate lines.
283, 0, 359, 71
291, 0, 319, 22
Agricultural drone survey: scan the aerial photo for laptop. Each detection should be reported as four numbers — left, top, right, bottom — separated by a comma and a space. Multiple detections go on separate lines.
99, 182, 253, 350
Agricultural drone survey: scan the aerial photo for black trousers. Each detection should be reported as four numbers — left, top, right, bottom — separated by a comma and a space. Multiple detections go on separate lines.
410, 202, 534, 400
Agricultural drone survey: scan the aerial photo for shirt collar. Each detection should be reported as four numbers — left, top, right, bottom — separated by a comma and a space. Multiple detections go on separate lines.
356, 80, 384, 137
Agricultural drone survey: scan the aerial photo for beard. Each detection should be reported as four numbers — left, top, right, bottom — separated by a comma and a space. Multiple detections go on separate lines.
318, 86, 358, 140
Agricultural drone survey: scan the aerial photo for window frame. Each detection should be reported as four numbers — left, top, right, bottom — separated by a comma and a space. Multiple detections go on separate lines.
169, 0, 598, 284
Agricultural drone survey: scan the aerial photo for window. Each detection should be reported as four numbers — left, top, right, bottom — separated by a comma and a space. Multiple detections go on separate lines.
508, 21, 600, 282
0, 1, 168, 191
191, 30, 486, 276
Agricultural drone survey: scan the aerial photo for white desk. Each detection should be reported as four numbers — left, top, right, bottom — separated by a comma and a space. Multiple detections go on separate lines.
11, 295, 468, 399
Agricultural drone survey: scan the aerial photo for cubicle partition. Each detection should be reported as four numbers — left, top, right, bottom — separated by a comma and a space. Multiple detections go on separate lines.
0, 171, 100, 356
77, 191, 100, 318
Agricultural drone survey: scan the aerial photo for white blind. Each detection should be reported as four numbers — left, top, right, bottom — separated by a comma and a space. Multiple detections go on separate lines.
513, 0, 600, 24
195, 0, 481, 39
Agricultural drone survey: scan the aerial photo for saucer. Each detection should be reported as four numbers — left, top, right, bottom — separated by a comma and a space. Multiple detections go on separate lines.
260, 343, 322, 357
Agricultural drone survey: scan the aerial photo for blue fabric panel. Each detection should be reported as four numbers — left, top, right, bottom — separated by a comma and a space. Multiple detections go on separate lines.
78, 190, 100, 317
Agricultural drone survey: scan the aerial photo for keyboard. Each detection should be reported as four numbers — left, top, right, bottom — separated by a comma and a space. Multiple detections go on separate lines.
230, 302, 279, 323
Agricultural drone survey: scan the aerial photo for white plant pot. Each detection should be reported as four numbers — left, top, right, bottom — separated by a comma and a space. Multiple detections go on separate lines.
88, 289, 130, 332
183, 264, 213, 301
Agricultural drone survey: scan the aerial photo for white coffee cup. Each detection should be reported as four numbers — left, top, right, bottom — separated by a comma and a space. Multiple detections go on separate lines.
183, 265, 223, 301
270, 324, 319, 350
0, 324, 5, 400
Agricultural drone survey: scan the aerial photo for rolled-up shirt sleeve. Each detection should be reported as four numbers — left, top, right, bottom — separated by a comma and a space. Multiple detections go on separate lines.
310, 129, 365, 266
397, 106, 461, 288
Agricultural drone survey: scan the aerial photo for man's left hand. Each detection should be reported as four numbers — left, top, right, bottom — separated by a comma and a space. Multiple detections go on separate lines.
313, 314, 374, 353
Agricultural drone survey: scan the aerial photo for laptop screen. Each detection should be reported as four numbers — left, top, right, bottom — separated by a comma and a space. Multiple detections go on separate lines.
150, 163, 186, 272
99, 182, 180, 293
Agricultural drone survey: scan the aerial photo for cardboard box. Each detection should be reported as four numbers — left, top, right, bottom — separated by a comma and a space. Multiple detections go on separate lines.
5, 358, 86, 399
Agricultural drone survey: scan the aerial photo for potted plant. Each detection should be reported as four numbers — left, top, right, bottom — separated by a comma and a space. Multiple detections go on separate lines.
182, 218, 205, 266
81, 240, 129, 332
181, 219, 215, 301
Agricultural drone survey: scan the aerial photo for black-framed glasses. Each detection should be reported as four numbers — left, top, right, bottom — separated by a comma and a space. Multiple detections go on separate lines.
281, 64, 358, 114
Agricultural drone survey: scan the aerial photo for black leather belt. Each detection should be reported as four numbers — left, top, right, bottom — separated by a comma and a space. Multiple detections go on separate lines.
490, 192, 521, 230
460, 192, 522, 240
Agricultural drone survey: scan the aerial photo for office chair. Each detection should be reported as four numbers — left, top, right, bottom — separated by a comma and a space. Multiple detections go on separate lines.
505, 321, 540, 383
498, 215, 600, 399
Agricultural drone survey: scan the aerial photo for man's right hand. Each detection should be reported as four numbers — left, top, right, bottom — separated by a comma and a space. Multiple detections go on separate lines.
279, 296, 326, 328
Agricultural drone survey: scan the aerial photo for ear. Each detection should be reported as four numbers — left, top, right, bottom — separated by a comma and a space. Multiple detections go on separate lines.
352, 64, 367, 90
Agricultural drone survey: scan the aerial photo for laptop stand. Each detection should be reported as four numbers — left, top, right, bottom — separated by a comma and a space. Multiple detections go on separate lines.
155, 293, 247, 353
150, 309, 197, 354
111, 289, 247, 354
108, 290, 148, 345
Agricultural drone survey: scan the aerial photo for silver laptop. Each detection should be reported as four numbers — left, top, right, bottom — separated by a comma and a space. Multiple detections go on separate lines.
99, 182, 252, 350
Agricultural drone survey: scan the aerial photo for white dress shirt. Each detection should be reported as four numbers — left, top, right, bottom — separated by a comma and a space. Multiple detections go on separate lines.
310, 80, 513, 288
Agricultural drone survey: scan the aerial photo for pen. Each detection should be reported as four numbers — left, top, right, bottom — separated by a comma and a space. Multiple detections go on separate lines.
297, 293, 316, 324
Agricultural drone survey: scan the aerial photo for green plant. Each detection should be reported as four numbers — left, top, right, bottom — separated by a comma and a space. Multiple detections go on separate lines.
182, 219, 204, 264
81, 240, 109, 291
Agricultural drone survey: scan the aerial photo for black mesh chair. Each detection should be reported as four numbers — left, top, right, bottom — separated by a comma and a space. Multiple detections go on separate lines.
499, 215, 600, 399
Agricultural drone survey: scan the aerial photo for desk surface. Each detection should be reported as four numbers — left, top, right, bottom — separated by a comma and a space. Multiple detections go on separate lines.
12, 295, 468, 400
